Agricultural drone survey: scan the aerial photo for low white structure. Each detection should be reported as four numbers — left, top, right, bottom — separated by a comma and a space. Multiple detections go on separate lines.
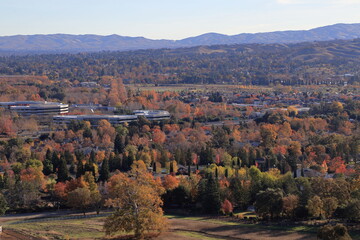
133, 110, 171, 120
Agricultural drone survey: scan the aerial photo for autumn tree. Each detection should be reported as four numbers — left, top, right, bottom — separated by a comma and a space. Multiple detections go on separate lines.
260, 124, 278, 148
221, 199, 233, 215
67, 187, 91, 215
163, 175, 179, 191
104, 161, 167, 238
322, 197, 338, 219
282, 194, 299, 218
307, 195, 323, 218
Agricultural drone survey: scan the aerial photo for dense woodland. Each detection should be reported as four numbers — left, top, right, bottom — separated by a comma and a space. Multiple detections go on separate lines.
1, 39, 360, 85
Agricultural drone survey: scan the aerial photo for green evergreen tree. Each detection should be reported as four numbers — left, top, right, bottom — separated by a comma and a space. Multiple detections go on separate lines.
76, 160, 84, 178
99, 158, 110, 182
238, 148, 249, 167
229, 177, 249, 209
64, 150, 74, 164
89, 150, 96, 164
69, 161, 76, 175
170, 161, 174, 174
152, 161, 157, 173
51, 152, 60, 172
201, 175, 221, 214
114, 134, 124, 154
45, 149, 52, 161
43, 157, 54, 175
124, 151, 135, 171
85, 161, 96, 177
57, 157, 69, 182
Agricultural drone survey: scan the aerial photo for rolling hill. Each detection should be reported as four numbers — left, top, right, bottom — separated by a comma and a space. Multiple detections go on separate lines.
1, 23, 360, 54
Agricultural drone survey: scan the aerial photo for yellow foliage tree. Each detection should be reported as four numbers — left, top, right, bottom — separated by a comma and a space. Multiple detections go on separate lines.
104, 161, 167, 238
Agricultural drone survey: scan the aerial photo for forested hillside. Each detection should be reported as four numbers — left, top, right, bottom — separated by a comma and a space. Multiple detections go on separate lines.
1, 39, 360, 85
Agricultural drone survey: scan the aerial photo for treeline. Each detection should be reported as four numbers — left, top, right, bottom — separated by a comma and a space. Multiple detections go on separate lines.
1, 39, 360, 85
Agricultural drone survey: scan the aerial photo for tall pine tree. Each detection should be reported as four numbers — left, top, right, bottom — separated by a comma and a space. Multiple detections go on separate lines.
51, 152, 60, 173
76, 160, 84, 178
201, 175, 221, 214
43, 157, 53, 175
57, 157, 69, 182
99, 158, 110, 182
114, 134, 124, 154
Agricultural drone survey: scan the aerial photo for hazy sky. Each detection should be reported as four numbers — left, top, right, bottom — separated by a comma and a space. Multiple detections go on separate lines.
1, 0, 360, 39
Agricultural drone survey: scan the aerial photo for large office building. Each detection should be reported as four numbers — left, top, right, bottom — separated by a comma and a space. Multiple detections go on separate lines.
53, 110, 170, 126
0, 101, 69, 116
53, 114, 138, 125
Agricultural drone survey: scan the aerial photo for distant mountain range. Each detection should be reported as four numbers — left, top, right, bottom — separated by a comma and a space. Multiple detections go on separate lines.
1, 23, 360, 54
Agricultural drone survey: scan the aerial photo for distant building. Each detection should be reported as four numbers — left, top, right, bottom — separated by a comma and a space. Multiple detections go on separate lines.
133, 110, 171, 120
53, 110, 171, 126
53, 114, 138, 125
79, 82, 99, 88
1, 101, 69, 116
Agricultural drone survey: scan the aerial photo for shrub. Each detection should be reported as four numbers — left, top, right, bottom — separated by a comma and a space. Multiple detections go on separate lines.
317, 224, 351, 240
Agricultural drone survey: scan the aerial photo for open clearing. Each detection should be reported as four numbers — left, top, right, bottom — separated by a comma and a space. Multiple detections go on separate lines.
0, 211, 322, 240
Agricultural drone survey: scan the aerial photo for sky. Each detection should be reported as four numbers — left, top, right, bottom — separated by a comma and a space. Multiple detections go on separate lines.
1, 0, 360, 40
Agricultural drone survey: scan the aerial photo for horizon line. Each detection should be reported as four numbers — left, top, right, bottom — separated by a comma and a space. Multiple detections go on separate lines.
0, 22, 357, 41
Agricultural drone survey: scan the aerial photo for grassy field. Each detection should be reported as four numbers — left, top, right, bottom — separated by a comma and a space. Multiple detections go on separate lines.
3, 213, 316, 239
166, 215, 318, 233
4, 216, 108, 239
4, 213, 359, 240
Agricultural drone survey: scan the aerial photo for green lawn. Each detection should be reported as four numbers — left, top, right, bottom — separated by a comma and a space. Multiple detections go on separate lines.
5, 213, 358, 240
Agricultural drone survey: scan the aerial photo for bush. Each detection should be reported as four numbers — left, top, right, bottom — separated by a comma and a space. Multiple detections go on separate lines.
317, 224, 351, 240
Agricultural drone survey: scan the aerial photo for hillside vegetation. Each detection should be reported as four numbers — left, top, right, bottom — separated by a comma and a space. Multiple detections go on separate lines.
1, 38, 360, 85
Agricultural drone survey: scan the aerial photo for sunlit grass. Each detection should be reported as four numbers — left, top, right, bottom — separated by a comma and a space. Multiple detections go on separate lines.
5, 216, 107, 239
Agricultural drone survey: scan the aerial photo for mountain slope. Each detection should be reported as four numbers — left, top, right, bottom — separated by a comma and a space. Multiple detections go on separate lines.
1, 23, 360, 54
